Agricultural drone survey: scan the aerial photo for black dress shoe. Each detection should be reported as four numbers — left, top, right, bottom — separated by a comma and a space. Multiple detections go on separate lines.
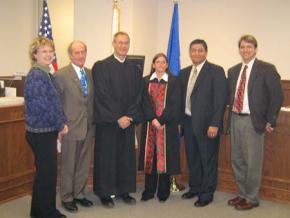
181, 191, 198, 199
141, 194, 154, 201
100, 197, 115, 208
120, 193, 136, 205
158, 196, 169, 203
62, 201, 78, 213
57, 214, 67, 218
30, 212, 38, 217
56, 210, 67, 218
141, 191, 154, 201
74, 198, 93, 207
30, 207, 39, 218
194, 199, 213, 207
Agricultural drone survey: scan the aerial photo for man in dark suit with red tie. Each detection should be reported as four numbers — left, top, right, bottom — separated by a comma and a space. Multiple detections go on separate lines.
227, 35, 283, 210
179, 39, 228, 207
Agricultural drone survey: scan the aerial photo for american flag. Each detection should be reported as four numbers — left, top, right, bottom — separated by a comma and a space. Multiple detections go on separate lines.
38, 0, 58, 72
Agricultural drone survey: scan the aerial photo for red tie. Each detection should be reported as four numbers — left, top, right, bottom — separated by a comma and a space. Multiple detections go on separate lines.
233, 65, 248, 113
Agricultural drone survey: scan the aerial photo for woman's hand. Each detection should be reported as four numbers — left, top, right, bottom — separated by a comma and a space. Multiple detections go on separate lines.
58, 125, 69, 141
152, 118, 162, 129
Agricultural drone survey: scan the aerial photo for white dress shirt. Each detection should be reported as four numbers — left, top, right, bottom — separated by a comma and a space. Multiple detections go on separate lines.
185, 60, 206, 116
71, 63, 85, 80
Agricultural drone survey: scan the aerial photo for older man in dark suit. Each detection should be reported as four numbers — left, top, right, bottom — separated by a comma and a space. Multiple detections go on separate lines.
179, 39, 227, 207
227, 35, 283, 210
54, 41, 94, 213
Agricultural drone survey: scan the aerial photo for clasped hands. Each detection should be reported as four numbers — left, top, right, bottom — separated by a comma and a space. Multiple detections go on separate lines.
118, 116, 133, 129
152, 118, 164, 130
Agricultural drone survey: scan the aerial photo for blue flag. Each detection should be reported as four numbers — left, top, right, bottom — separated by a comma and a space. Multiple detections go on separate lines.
167, 2, 180, 76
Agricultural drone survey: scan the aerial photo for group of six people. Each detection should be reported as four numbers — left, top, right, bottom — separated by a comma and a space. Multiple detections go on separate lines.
24, 32, 283, 218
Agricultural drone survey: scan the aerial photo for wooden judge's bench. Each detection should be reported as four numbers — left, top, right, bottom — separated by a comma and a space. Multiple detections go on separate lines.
0, 81, 290, 204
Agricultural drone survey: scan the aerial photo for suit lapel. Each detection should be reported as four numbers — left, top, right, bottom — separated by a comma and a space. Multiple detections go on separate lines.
232, 63, 242, 89
193, 61, 208, 91
183, 66, 192, 100
68, 64, 83, 94
247, 59, 259, 95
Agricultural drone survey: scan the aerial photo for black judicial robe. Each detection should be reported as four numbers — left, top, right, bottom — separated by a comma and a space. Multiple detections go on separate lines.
139, 74, 181, 175
92, 55, 142, 197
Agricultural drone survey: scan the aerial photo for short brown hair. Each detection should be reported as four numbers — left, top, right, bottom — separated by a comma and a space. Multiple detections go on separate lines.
113, 31, 130, 42
29, 36, 55, 64
238, 34, 258, 48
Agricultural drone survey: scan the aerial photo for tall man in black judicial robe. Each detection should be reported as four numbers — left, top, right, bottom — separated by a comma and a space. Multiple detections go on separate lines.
92, 32, 142, 208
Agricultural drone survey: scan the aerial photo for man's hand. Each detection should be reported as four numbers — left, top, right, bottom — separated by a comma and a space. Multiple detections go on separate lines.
118, 116, 132, 129
207, 126, 218, 138
265, 122, 274, 133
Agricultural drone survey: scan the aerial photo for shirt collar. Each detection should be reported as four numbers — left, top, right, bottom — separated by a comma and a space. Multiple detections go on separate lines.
193, 60, 206, 72
71, 63, 85, 80
114, 54, 126, 63
149, 72, 168, 82
242, 57, 255, 69
71, 63, 84, 73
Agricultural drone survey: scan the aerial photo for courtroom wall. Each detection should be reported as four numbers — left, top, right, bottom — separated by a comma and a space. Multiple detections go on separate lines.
0, 1, 37, 76
74, 0, 157, 75
156, 0, 290, 79
1, 0, 290, 79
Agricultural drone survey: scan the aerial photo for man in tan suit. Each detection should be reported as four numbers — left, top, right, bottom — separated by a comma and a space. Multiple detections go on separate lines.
54, 41, 94, 213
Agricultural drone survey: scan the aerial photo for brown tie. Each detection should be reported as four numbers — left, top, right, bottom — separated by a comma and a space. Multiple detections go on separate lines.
233, 65, 248, 113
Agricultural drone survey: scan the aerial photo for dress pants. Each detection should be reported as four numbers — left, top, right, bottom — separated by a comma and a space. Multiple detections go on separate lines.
183, 115, 219, 201
230, 113, 264, 204
26, 131, 59, 218
60, 136, 92, 202
144, 147, 170, 199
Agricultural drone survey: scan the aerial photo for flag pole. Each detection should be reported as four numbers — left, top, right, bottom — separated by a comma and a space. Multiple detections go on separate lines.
167, 0, 185, 192
112, 0, 120, 39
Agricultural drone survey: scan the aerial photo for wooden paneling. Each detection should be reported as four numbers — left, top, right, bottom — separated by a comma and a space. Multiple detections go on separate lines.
0, 105, 34, 203
1, 101, 290, 204
282, 80, 290, 106
217, 110, 290, 203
